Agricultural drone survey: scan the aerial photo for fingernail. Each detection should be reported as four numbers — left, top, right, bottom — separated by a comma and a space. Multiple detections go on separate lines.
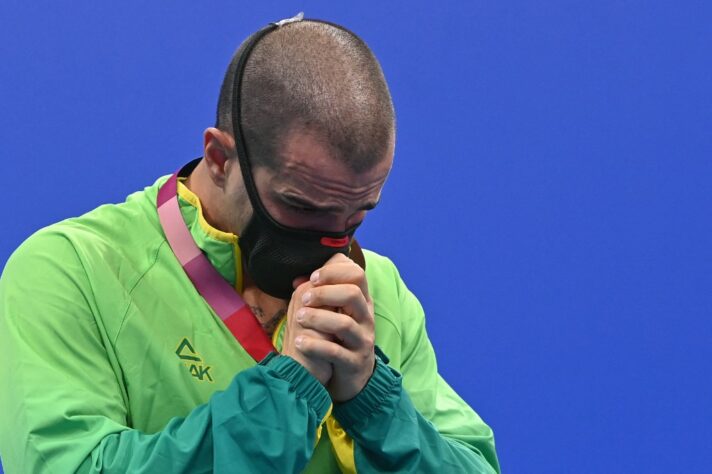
295, 336, 304, 347
310, 270, 320, 283
296, 308, 305, 322
302, 292, 312, 305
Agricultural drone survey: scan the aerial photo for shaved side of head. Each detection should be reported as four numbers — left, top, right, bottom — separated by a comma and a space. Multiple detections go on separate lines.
216, 20, 395, 173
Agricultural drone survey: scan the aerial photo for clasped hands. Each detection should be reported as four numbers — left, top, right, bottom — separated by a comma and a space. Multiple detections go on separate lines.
281, 253, 375, 402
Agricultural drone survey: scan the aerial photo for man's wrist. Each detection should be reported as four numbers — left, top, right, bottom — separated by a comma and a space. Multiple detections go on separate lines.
260, 352, 332, 421
332, 347, 401, 430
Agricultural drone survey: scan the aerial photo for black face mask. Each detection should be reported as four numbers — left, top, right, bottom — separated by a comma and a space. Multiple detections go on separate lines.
230, 14, 360, 299
238, 191, 358, 300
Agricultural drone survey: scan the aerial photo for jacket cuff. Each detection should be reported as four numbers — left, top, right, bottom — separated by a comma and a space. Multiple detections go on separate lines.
260, 352, 332, 421
332, 349, 402, 429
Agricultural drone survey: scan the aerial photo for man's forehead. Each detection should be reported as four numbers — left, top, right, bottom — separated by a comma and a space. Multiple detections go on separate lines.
270, 127, 393, 196
270, 157, 390, 203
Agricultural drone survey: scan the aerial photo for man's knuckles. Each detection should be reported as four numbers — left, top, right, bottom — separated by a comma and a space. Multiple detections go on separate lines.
298, 308, 358, 338
324, 253, 351, 265
305, 283, 363, 306
293, 280, 313, 297
313, 262, 365, 285
298, 336, 338, 359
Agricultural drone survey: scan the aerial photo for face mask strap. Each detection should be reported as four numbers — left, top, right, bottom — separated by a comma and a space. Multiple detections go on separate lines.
230, 14, 359, 240
230, 22, 277, 221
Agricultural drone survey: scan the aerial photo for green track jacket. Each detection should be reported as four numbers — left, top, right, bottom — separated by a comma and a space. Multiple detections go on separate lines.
0, 174, 500, 473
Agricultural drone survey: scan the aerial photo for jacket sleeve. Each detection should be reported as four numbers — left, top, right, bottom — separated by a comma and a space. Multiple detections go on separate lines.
331, 259, 501, 474
0, 232, 330, 474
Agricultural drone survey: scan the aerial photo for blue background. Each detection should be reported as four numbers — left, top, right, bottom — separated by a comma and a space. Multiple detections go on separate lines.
1, 1, 710, 472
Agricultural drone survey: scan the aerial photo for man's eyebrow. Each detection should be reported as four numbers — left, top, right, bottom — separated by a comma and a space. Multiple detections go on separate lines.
281, 193, 379, 212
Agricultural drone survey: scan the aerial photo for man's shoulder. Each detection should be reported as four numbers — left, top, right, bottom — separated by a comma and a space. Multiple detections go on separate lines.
361, 248, 427, 368
362, 247, 414, 315
362, 248, 400, 286
3, 175, 170, 281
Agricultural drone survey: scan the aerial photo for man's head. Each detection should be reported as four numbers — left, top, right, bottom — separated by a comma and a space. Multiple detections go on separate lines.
197, 17, 396, 297
202, 18, 396, 236
216, 18, 395, 174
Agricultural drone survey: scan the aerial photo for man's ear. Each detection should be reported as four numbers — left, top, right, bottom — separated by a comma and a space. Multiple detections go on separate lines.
203, 128, 235, 188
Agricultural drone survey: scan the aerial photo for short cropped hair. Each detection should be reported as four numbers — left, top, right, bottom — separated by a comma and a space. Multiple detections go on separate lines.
215, 20, 395, 173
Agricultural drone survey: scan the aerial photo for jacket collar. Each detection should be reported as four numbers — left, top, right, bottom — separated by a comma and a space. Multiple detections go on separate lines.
176, 178, 244, 292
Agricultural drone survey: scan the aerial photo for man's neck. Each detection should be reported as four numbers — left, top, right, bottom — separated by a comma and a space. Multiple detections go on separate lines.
182, 159, 226, 233
183, 159, 289, 332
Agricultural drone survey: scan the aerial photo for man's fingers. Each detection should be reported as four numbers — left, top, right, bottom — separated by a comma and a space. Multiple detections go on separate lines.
295, 335, 361, 368
296, 307, 363, 349
311, 260, 370, 301
301, 284, 372, 324
322, 252, 351, 266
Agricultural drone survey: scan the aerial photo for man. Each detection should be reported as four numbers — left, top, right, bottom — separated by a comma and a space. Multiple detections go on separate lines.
0, 15, 499, 473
